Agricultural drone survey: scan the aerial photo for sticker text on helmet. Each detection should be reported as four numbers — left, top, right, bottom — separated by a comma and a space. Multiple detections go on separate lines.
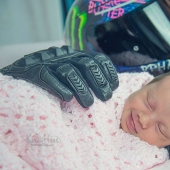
88, 0, 151, 19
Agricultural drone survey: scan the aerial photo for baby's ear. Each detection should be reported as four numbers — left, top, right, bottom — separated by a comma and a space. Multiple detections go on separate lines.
141, 72, 154, 87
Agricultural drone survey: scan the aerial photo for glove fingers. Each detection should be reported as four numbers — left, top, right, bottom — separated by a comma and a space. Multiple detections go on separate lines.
39, 66, 74, 102
1, 45, 118, 107
92, 53, 119, 91
69, 57, 113, 101
53, 63, 94, 108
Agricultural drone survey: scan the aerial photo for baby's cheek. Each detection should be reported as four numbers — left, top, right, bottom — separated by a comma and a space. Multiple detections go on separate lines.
120, 112, 129, 133
124, 97, 134, 109
125, 92, 141, 108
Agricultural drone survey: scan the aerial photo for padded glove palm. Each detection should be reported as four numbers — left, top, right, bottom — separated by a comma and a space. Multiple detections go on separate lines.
0, 45, 119, 108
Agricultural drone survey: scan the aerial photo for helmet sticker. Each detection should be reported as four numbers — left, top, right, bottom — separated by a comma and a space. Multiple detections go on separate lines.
68, 6, 87, 51
65, 6, 87, 51
140, 60, 170, 72
78, 13, 87, 50
88, 0, 152, 20
115, 59, 170, 73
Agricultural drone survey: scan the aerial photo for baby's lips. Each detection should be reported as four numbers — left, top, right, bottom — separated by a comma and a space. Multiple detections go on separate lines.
126, 111, 137, 134
132, 110, 141, 134
131, 113, 137, 133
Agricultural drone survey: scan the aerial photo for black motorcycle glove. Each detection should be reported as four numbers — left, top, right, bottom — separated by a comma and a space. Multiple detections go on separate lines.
0, 45, 119, 108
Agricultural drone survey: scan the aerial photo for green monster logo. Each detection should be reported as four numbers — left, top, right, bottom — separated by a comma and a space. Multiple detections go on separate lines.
67, 6, 87, 51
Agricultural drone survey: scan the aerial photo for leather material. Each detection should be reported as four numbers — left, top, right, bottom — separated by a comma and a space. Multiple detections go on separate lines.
0, 45, 119, 108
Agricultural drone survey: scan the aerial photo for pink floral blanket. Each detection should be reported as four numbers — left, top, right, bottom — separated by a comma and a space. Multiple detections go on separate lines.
0, 72, 168, 170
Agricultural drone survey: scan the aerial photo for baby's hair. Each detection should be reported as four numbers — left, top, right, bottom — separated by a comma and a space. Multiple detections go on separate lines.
148, 71, 170, 84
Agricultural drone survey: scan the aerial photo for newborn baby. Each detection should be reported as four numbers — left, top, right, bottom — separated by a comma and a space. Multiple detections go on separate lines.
121, 72, 170, 149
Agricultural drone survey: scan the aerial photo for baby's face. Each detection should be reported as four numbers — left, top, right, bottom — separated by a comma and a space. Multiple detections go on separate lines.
121, 76, 170, 148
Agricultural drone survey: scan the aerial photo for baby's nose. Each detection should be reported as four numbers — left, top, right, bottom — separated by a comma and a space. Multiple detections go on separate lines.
138, 112, 154, 129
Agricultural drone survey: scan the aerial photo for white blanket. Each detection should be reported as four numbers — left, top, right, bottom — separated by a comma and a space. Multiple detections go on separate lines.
0, 72, 169, 170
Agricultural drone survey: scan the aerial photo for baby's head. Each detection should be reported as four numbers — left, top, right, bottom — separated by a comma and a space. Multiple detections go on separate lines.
121, 72, 170, 151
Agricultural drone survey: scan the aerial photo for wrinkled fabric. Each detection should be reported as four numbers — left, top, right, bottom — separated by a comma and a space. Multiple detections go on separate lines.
0, 73, 168, 170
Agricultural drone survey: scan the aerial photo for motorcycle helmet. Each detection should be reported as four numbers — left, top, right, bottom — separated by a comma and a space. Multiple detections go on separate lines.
64, 0, 170, 76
